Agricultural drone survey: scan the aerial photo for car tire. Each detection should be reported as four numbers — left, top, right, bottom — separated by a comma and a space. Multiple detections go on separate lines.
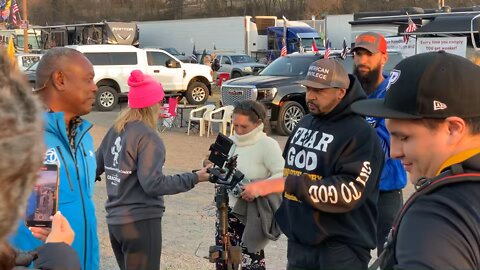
276, 101, 305, 136
185, 81, 208, 105
95, 86, 118, 111
231, 71, 242, 78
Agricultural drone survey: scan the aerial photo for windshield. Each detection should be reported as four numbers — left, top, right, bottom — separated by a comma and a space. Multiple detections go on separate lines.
301, 38, 323, 49
259, 55, 320, 77
163, 48, 180, 55
231, 55, 256, 63
16, 35, 42, 50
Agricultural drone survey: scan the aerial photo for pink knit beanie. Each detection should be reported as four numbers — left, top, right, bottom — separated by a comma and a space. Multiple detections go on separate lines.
127, 70, 165, 109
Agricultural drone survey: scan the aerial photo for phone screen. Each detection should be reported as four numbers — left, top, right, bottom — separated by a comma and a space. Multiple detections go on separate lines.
25, 164, 59, 228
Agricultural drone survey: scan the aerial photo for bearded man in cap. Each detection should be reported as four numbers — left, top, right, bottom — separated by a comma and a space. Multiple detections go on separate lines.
352, 51, 480, 269
352, 32, 407, 255
242, 58, 384, 269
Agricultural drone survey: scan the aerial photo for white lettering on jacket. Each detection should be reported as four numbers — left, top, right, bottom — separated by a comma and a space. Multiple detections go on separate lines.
308, 161, 372, 205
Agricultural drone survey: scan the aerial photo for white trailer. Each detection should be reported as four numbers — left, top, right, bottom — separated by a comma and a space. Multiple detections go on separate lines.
137, 16, 273, 57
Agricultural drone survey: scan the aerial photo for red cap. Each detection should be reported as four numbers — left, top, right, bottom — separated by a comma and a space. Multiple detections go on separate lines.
351, 32, 387, 54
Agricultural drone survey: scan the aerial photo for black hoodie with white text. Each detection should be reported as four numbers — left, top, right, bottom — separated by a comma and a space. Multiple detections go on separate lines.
276, 74, 384, 250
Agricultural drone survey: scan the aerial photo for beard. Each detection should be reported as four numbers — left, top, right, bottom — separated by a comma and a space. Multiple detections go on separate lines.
354, 64, 383, 96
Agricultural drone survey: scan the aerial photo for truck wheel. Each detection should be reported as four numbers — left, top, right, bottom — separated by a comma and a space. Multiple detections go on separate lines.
185, 82, 208, 105
276, 101, 305, 136
95, 86, 118, 111
231, 71, 242, 78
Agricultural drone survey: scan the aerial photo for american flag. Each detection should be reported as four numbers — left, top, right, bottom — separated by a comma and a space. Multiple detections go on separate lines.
340, 38, 348, 59
312, 39, 319, 54
404, 14, 417, 44
191, 44, 198, 63
11, 0, 19, 25
280, 37, 287, 56
324, 39, 331, 59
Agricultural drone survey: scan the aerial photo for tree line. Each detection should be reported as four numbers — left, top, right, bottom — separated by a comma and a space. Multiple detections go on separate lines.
25, 0, 479, 25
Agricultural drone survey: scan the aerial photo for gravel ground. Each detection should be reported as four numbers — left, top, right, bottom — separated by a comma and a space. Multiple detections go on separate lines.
85, 97, 413, 270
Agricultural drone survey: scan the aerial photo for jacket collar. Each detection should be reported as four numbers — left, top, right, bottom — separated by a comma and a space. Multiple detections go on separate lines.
43, 112, 92, 146
436, 148, 480, 176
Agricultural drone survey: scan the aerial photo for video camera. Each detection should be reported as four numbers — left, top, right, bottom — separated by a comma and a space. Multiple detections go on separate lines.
207, 134, 244, 270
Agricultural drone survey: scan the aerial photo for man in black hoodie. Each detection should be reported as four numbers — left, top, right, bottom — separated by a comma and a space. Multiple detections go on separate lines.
242, 58, 384, 269
352, 51, 480, 269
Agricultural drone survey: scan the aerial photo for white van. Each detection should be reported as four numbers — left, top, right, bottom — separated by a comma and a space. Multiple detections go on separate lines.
68, 44, 213, 111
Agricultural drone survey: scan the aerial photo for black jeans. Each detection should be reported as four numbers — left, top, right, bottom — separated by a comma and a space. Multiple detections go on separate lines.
108, 218, 162, 270
377, 190, 403, 256
286, 240, 371, 270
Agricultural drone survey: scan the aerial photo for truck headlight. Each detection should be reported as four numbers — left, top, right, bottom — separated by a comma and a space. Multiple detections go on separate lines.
257, 88, 277, 101
243, 67, 253, 72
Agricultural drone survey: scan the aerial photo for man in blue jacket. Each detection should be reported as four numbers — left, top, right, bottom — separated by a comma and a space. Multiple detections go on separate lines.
352, 32, 407, 255
10, 47, 99, 270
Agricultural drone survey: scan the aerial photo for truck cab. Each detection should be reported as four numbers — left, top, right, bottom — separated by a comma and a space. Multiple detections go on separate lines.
69, 45, 213, 111
267, 26, 323, 55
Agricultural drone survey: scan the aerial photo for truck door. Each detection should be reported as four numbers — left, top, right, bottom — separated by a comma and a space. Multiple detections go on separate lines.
146, 51, 184, 91
218, 56, 233, 74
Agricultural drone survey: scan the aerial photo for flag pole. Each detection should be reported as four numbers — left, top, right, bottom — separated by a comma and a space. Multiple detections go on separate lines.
22, 0, 28, 53
282, 16, 287, 52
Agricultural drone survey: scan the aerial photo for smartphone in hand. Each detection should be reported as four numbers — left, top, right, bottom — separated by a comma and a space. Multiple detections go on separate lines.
25, 164, 59, 228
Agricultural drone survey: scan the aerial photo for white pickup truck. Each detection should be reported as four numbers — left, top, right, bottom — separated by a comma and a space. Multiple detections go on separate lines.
69, 44, 213, 111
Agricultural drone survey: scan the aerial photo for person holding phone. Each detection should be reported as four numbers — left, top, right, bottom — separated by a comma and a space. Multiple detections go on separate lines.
95, 70, 211, 270
0, 50, 80, 269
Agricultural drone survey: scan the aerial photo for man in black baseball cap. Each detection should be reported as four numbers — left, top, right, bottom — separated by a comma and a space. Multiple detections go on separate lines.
352, 51, 480, 269
243, 58, 385, 269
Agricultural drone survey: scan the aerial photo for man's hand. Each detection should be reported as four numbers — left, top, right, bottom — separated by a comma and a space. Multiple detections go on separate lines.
241, 177, 286, 202
45, 211, 75, 246
241, 182, 262, 202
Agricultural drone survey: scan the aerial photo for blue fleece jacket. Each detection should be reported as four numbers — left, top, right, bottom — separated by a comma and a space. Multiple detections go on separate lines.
365, 75, 407, 191
9, 112, 99, 270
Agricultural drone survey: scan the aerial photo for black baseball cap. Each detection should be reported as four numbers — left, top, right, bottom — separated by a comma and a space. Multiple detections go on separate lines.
300, 58, 350, 89
351, 51, 480, 119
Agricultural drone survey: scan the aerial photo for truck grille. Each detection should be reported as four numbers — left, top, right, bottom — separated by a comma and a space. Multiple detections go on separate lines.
221, 85, 257, 106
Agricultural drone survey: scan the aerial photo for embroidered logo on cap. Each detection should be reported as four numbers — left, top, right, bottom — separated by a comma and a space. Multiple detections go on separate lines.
386, 69, 401, 90
433, 100, 447, 111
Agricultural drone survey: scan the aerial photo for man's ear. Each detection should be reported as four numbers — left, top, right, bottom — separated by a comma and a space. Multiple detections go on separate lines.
51, 71, 65, 91
445, 116, 466, 144
381, 53, 388, 67
338, 88, 347, 99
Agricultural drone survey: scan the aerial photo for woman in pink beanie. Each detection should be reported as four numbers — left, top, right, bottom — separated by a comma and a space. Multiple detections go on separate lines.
95, 70, 211, 270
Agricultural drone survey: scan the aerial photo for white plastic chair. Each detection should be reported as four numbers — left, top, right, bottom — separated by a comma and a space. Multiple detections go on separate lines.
206, 105, 234, 138
187, 104, 216, 136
